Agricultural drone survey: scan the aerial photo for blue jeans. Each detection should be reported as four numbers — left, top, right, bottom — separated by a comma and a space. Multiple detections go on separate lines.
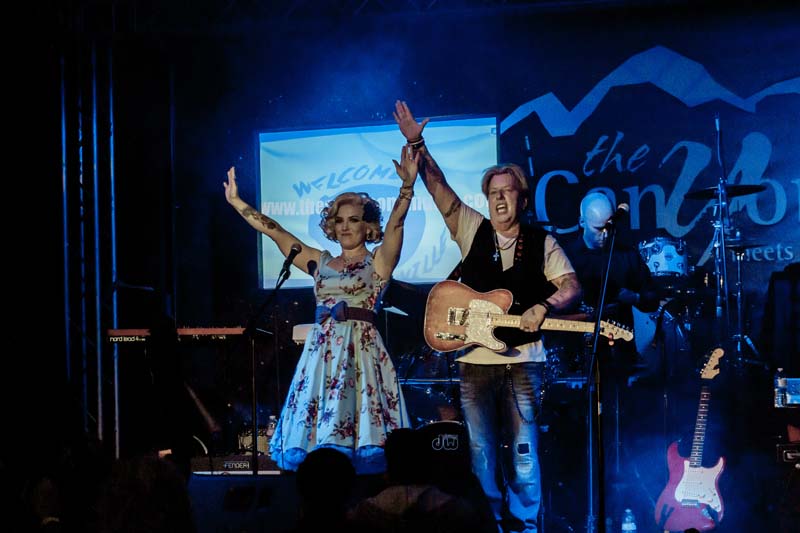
459, 362, 543, 533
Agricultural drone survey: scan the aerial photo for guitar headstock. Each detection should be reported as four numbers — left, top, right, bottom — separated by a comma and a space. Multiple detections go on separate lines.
598, 320, 634, 342
700, 347, 725, 380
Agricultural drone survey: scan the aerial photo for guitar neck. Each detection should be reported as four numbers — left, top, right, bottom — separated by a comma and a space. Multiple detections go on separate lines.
690, 385, 711, 467
490, 314, 595, 334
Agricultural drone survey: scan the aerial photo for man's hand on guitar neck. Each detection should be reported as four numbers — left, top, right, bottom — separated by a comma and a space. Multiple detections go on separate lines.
520, 302, 549, 333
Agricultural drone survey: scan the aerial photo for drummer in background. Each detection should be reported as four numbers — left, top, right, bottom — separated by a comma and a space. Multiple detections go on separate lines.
562, 191, 660, 523
565, 191, 660, 340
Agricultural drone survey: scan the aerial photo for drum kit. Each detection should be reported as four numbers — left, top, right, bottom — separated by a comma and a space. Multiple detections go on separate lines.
542, 181, 768, 387
632, 182, 767, 375
395, 345, 461, 427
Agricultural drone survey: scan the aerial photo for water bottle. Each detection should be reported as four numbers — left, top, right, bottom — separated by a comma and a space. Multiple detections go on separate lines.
774, 368, 788, 408
266, 415, 278, 439
621, 508, 637, 532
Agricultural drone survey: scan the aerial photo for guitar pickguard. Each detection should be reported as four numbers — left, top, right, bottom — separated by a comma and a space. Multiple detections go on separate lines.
674, 459, 724, 513
447, 298, 506, 351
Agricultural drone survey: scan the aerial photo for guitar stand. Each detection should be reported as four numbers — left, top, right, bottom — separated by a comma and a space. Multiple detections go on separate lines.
660, 503, 720, 528
656, 504, 673, 530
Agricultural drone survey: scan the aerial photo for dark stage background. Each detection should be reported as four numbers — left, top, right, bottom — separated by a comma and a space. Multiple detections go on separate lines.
18, 1, 799, 531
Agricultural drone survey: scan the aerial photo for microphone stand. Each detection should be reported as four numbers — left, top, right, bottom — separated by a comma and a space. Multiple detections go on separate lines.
241, 267, 290, 475
585, 223, 619, 533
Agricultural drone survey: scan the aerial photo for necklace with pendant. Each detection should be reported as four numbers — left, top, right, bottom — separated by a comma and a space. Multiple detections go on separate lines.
493, 231, 518, 262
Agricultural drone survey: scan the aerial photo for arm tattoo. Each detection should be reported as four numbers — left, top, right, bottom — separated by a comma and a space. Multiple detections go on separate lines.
556, 274, 580, 293
443, 198, 462, 219
548, 273, 581, 312
242, 206, 277, 230
389, 198, 410, 226
418, 147, 459, 219
419, 150, 445, 186
396, 209, 410, 225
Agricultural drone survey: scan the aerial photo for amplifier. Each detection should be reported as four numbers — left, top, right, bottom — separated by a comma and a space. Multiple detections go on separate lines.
776, 443, 800, 465
191, 454, 281, 475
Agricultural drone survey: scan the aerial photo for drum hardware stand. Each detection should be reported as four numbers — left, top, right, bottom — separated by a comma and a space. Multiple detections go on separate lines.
711, 113, 732, 343
654, 303, 673, 480
440, 349, 460, 419
730, 244, 767, 368
709, 115, 767, 368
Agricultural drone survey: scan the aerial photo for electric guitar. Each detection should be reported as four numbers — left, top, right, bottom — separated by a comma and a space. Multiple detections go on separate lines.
655, 347, 726, 531
423, 280, 633, 353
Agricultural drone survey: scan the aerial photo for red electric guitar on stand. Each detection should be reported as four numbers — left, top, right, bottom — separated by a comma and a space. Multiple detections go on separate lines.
655, 347, 726, 531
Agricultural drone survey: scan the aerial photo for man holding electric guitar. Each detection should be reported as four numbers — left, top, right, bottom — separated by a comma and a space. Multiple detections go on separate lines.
394, 100, 582, 533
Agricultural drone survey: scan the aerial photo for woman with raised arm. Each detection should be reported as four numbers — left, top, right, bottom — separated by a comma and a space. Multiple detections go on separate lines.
223, 145, 419, 474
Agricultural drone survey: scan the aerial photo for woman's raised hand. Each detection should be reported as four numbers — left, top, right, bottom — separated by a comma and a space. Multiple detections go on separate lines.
392, 145, 420, 187
223, 166, 240, 204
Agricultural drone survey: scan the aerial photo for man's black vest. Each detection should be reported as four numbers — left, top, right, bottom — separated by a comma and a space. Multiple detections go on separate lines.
459, 219, 556, 349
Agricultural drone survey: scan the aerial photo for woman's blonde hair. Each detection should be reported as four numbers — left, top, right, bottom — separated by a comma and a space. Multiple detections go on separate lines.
319, 192, 384, 243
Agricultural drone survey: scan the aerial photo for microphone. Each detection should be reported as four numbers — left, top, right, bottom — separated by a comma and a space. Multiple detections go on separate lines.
604, 203, 630, 228
280, 243, 302, 277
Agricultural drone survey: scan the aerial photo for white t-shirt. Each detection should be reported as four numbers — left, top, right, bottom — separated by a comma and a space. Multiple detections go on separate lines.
453, 204, 574, 365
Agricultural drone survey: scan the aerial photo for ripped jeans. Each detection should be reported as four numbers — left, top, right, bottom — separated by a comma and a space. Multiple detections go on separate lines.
459, 362, 543, 533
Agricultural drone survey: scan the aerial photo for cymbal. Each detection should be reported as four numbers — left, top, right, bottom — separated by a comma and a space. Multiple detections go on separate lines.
684, 184, 766, 200
727, 240, 764, 252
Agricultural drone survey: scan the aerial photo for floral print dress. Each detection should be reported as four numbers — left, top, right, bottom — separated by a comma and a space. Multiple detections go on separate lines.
269, 250, 409, 474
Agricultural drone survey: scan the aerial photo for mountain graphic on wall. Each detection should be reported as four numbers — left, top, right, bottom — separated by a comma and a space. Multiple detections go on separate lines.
500, 45, 800, 137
